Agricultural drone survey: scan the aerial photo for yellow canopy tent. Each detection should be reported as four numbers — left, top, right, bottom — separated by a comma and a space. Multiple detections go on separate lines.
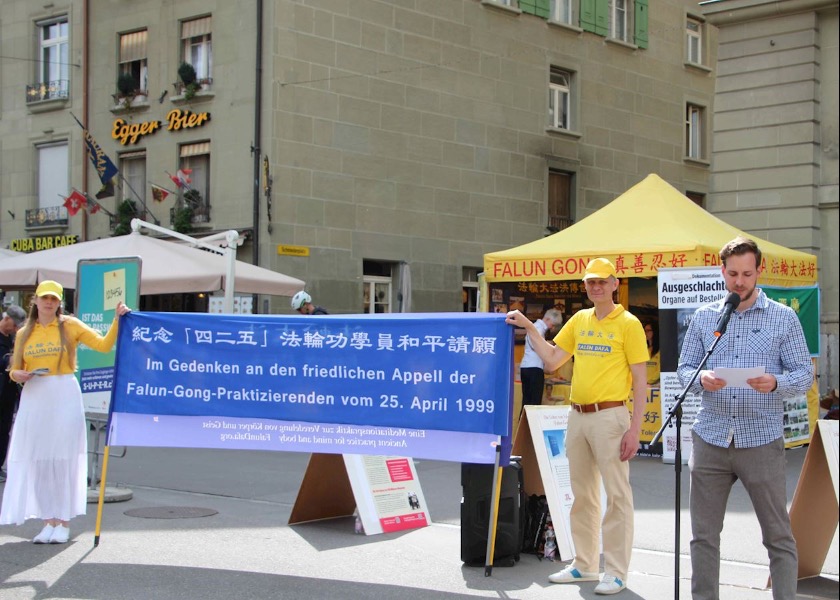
487, 174, 820, 444
484, 174, 817, 287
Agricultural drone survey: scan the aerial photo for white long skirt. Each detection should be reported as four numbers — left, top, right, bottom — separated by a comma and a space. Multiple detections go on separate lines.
0, 375, 88, 525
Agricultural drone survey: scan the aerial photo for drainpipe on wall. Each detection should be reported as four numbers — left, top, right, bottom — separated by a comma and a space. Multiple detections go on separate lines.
81, 0, 90, 241
252, 0, 263, 268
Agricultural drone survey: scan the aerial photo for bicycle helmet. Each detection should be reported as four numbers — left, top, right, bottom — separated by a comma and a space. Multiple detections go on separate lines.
291, 291, 311, 310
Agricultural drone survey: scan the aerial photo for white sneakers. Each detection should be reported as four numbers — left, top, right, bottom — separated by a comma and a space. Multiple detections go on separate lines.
49, 525, 70, 544
32, 524, 70, 544
548, 565, 627, 595
32, 524, 55, 544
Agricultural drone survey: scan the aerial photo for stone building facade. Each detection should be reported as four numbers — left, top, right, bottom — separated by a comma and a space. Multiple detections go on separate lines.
1, 0, 717, 315
702, 0, 838, 393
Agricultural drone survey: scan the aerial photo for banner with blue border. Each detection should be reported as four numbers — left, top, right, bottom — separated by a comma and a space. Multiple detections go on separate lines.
108, 312, 514, 463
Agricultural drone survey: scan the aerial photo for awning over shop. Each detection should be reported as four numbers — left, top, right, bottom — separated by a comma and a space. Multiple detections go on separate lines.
483, 174, 817, 287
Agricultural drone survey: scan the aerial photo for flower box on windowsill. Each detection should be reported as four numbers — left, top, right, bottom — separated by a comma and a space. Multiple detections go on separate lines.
110, 92, 150, 114
171, 78, 215, 104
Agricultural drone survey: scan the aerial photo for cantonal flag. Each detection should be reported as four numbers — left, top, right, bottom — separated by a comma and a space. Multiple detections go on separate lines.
170, 168, 192, 189
151, 184, 170, 203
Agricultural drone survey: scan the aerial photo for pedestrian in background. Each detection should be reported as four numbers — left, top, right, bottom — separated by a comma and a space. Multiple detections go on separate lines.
1, 281, 131, 544
506, 257, 648, 595
291, 291, 328, 315
0, 305, 27, 483
644, 320, 660, 385
677, 236, 813, 600
518, 308, 563, 409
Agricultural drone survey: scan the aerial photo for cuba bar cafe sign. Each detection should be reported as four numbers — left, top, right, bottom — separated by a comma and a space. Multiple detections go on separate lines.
11, 234, 79, 253
111, 108, 211, 145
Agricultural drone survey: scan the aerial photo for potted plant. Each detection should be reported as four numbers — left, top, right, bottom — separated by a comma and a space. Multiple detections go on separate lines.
116, 72, 138, 108
112, 199, 138, 236
173, 188, 201, 233
178, 62, 200, 101
173, 204, 194, 234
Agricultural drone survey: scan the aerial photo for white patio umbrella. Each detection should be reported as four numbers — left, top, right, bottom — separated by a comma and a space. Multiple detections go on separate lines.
0, 223, 304, 299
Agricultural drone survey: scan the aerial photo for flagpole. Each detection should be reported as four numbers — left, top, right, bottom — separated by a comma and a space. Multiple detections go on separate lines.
69, 112, 159, 225
81, 192, 116, 218
164, 170, 191, 191
164, 170, 193, 217
149, 181, 177, 196
118, 172, 160, 225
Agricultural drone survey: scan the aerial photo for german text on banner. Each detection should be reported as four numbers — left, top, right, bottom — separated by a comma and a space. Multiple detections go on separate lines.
109, 312, 514, 463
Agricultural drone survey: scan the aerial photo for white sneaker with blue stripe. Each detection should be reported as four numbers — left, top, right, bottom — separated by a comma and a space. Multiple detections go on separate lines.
548, 565, 600, 583
594, 574, 626, 594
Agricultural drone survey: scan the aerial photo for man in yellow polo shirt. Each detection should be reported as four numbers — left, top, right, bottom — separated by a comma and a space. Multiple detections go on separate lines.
506, 257, 648, 595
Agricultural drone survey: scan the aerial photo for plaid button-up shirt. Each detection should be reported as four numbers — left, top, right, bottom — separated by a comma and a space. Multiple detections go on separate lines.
677, 289, 813, 449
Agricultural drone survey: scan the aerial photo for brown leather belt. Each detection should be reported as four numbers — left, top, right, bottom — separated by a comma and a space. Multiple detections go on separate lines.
571, 401, 626, 413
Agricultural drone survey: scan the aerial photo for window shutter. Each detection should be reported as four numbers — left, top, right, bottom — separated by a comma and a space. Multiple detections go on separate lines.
594, 0, 609, 36
520, 0, 550, 18
635, 0, 648, 48
580, 0, 597, 32
519, 0, 538, 16
548, 171, 573, 231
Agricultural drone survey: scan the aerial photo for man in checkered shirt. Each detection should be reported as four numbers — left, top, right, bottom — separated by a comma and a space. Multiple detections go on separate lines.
677, 236, 813, 600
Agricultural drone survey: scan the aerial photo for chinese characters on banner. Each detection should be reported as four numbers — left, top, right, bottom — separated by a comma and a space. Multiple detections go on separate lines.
487, 252, 817, 284
109, 312, 514, 464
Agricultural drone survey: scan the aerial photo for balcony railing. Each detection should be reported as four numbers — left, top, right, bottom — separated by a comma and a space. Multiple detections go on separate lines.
191, 203, 210, 224
169, 204, 211, 226
26, 79, 70, 103
25, 206, 69, 228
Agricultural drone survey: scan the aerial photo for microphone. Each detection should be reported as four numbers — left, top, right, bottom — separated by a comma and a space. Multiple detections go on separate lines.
714, 292, 741, 337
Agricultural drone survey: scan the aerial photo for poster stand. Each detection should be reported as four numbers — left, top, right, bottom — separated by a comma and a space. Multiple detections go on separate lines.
288, 453, 432, 536
289, 453, 357, 525
512, 405, 575, 561
512, 411, 545, 496
787, 420, 839, 581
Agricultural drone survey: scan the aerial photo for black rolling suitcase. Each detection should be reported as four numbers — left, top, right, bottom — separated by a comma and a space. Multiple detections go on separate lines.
460, 458, 523, 566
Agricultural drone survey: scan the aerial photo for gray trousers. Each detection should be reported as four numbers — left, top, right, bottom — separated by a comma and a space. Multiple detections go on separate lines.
688, 433, 798, 600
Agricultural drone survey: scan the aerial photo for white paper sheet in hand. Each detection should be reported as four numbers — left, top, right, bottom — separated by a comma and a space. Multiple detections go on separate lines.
714, 366, 766, 389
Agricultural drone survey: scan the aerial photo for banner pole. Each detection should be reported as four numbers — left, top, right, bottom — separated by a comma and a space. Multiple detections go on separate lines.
484, 443, 503, 577
93, 445, 111, 547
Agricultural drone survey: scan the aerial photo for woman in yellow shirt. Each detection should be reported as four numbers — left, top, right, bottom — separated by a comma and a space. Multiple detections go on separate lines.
1, 280, 130, 544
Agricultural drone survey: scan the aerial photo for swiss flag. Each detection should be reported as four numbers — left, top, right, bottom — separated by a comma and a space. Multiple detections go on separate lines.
63, 190, 87, 216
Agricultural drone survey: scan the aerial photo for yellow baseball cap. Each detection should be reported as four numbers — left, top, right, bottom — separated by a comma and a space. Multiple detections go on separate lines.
582, 258, 617, 280
35, 280, 64, 299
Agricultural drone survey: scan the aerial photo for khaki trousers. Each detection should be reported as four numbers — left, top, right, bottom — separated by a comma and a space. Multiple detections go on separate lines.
566, 405, 634, 580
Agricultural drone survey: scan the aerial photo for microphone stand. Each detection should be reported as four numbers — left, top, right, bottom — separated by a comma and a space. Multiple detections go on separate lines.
651, 332, 725, 600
